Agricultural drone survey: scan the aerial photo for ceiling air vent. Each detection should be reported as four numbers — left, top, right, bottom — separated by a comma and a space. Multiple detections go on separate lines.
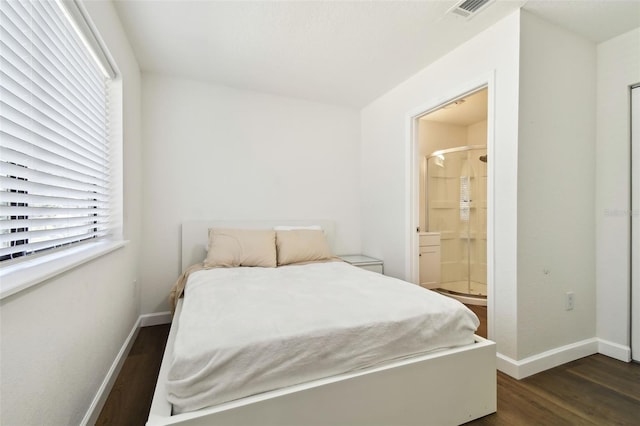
448, 0, 494, 19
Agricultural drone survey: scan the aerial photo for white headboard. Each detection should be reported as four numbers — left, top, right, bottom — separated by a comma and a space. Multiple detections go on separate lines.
181, 220, 336, 271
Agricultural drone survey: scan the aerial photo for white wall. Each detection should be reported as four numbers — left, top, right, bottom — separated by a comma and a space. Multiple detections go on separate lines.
361, 12, 521, 358
517, 11, 597, 359
0, 1, 142, 424
596, 27, 640, 360
419, 121, 468, 155
140, 74, 362, 313
468, 120, 488, 146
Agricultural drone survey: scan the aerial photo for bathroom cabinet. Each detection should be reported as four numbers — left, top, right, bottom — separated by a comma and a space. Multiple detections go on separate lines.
419, 233, 441, 289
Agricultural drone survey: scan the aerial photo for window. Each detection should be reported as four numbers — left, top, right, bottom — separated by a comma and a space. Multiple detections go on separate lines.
0, 0, 116, 263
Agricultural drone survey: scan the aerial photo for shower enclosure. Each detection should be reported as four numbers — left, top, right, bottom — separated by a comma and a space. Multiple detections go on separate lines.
426, 146, 487, 304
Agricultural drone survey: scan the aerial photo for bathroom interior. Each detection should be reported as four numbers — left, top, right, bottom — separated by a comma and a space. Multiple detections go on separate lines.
418, 88, 488, 307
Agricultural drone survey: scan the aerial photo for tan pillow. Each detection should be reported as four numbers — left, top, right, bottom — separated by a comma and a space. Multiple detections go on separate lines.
205, 228, 276, 268
276, 229, 333, 265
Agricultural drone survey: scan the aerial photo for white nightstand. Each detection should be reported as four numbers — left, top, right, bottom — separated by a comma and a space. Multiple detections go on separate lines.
338, 255, 384, 274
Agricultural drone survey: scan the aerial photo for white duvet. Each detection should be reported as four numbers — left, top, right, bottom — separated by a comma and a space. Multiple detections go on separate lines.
167, 261, 479, 414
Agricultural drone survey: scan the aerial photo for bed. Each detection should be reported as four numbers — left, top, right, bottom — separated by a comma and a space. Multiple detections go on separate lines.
147, 220, 496, 426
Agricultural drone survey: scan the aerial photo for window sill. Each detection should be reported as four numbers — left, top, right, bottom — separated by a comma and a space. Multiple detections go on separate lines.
0, 240, 128, 300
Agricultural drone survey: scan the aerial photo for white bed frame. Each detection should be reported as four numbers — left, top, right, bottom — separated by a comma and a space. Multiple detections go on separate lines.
147, 220, 496, 426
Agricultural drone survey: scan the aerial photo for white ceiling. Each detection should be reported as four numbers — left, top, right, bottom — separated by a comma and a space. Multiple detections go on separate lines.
422, 88, 488, 126
523, 0, 640, 43
113, 0, 640, 108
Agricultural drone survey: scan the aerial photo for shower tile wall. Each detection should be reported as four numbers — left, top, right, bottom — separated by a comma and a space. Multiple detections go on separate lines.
418, 121, 467, 233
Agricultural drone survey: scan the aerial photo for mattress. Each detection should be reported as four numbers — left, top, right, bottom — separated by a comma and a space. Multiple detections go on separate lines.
166, 261, 479, 414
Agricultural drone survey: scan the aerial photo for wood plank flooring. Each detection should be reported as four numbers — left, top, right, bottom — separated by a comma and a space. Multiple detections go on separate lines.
98, 322, 639, 425
468, 354, 640, 425
96, 324, 170, 426
465, 303, 487, 339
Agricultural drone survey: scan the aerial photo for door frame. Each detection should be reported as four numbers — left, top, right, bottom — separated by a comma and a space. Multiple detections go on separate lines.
405, 72, 496, 339
631, 84, 639, 362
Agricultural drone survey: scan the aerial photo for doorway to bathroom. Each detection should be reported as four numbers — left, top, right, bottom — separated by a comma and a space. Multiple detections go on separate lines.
414, 87, 490, 310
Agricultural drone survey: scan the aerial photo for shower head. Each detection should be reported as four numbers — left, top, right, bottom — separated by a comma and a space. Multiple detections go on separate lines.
479, 155, 487, 163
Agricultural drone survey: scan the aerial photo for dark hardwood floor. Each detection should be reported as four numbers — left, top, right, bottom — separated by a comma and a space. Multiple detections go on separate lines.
96, 324, 170, 426
468, 354, 640, 425
465, 303, 487, 339
98, 321, 639, 426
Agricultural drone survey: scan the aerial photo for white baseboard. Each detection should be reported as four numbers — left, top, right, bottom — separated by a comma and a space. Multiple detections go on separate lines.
495, 352, 519, 378
80, 316, 141, 426
140, 311, 172, 327
496, 338, 598, 379
597, 339, 631, 362
80, 311, 172, 425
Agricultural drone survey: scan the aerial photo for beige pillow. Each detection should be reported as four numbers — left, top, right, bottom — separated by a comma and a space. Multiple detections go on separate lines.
205, 228, 276, 268
276, 229, 333, 265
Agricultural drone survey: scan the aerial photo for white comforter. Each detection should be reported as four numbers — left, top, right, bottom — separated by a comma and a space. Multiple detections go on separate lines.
167, 261, 479, 414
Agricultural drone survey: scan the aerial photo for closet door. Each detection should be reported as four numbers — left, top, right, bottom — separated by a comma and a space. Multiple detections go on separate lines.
632, 86, 639, 362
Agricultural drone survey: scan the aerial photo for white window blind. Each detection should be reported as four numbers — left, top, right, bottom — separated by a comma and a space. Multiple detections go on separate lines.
0, 0, 113, 262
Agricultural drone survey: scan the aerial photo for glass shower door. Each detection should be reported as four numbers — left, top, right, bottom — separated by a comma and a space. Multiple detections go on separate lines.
468, 148, 487, 297
426, 147, 487, 298
427, 149, 469, 294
